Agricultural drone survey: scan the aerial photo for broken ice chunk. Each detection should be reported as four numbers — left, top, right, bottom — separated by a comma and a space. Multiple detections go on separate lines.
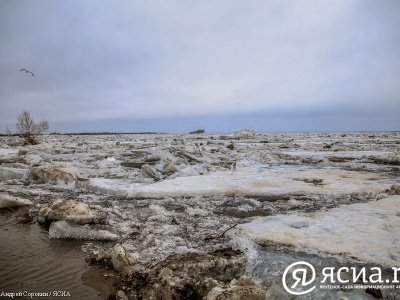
0, 193, 33, 208
49, 221, 120, 241
38, 198, 107, 225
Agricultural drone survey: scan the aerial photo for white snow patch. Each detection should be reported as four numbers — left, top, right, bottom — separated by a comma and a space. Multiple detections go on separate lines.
96, 157, 122, 168
77, 178, 142, 197
237, 196, 400, 267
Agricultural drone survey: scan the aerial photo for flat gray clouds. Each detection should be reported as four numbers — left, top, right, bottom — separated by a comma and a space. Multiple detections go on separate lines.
1, 0, 399, 133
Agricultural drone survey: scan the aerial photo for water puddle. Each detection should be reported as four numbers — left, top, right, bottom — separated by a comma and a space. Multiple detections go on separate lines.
0, 209, 116, 299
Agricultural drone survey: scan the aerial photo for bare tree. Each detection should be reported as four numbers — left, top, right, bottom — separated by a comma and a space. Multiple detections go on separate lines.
8, 111, 49, 145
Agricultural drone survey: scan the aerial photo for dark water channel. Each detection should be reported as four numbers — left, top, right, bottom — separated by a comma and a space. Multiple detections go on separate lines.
0, 209, 115, 300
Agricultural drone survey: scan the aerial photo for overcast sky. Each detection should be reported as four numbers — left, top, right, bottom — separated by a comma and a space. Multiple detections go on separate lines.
1, 0, 399, 133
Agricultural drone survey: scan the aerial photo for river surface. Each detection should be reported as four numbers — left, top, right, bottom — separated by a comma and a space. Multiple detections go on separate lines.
0, 209, 109, 300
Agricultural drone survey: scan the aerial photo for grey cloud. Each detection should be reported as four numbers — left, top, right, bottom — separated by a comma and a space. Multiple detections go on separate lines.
1, 0, 399, 133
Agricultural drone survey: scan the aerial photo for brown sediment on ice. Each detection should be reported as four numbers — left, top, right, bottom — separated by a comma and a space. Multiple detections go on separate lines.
87, 246, 271, 300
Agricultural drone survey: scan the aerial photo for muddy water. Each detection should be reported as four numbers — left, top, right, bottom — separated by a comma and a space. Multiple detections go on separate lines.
0, 209, 106, 300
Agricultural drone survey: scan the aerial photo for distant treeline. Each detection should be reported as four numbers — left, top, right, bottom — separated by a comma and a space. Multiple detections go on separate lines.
0, 132, 165, 136
56, 132, 164, 136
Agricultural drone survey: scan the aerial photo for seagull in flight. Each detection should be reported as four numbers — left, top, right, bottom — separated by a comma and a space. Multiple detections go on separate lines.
20, 69, 34, 77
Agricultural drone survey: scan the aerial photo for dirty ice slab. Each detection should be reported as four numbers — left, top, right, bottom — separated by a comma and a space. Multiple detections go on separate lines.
127, 168, 392, 199
236, 196, 400, 267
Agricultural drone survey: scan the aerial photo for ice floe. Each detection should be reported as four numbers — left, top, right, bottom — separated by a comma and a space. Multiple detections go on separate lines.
237, 196, 400, 267
28, 164, 84, 185
38, 198, 107, 225
0, 166, 26, 181
0, 193, 33, 208
127, 168, 392, 199
49, 221, 120, 241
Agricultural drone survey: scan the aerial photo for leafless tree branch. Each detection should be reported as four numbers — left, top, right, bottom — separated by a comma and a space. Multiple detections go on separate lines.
204, 223, 238, 241
7, 111, 49, 145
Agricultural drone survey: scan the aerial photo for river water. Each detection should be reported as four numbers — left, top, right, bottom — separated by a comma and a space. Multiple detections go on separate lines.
0, 209, 110, 300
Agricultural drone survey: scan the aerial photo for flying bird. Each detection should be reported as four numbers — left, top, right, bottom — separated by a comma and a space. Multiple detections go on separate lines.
20, 69, 34, 77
